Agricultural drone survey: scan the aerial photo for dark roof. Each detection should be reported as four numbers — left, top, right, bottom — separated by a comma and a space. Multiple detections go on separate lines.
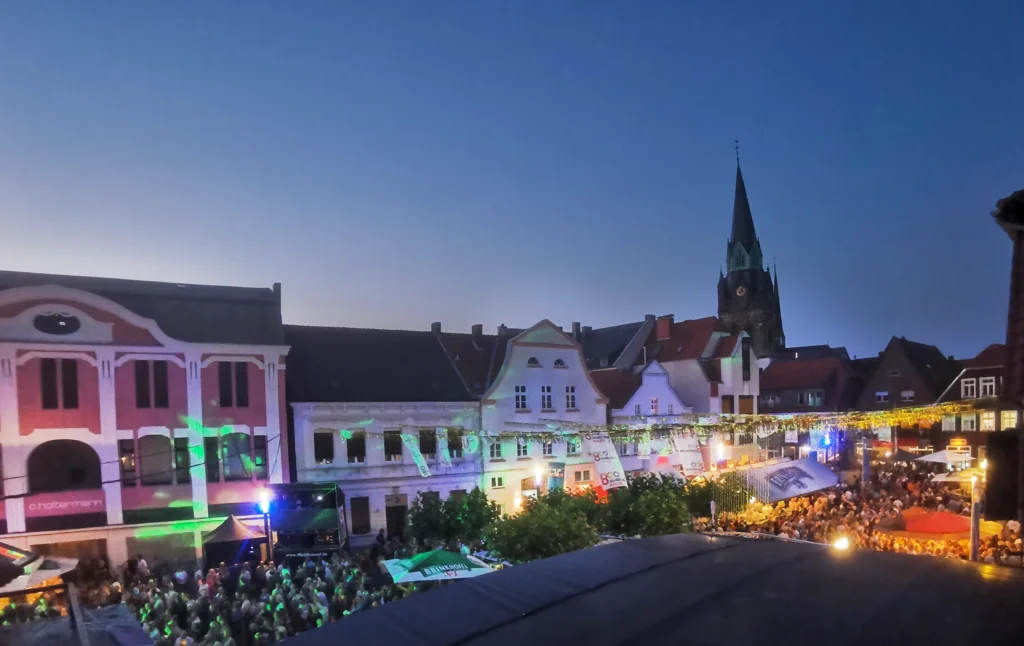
589, 368, 642, 409
894, 337, 961, 398
731, 164, 758, 251
579, 321, 644, 369
285, 533, 1024, 646
849, 356, 881, 378
773, 345, 849, 361
644, 317, 726, 363
967, 343, 1007, 368
435, 331, 512, 399
284, 325, 473, 403
0, 603, 153, 646
202, 515, 264, 544
711, 334, 739, 358
0, 270, 284, 345
761, 357, 843, 392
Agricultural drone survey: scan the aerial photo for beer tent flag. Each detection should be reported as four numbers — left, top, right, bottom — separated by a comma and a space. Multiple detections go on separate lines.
672, 431, 705, 477
582, 432, 628, 491
383, 550, 492, 583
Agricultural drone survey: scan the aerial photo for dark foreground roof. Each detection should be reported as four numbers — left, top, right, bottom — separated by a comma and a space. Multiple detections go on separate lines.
0, 270, 284, 345
0, 603, 152, 646
284, 325, 473, 403
284, 534, 1024, 646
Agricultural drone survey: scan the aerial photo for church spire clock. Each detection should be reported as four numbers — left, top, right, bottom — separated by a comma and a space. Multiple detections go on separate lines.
717, 152, 785, 356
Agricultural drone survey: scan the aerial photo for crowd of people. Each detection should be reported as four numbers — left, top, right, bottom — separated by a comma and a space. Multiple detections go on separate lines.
2, 531, 455, 645
708, 462, 1023, 565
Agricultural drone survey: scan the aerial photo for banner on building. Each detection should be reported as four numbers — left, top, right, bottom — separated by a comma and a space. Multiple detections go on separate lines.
582, 432, 627, 490
400, 434, 431, 477
784, 430, 798, 444
436, 428, 452, 468
672, 430, 705, 477
548, 462, 566, 491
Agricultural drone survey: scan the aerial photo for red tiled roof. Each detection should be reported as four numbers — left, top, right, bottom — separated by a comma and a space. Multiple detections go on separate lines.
589, 368, 642, 410
648, 317, 725, 362
761, 357, 842, 391
712, 335, 739, 358
967, 343, 1006, 368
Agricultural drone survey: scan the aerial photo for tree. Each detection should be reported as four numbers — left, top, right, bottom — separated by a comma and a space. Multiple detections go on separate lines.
483, 502, 598, 563
633, 488, 693, 536
450, 488, 500, 544
406, 493, 452, 543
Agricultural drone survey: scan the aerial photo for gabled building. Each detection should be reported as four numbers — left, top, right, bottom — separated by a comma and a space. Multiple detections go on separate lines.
286, 323, 482, 540
759, 356, 861, 413
0, 271, 289, 565
931, 343, 1013, 458
479, 321, 609, 514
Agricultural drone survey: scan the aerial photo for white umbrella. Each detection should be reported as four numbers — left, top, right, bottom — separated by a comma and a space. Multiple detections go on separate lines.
383, 549, 493, 583
914, 450, 971, 465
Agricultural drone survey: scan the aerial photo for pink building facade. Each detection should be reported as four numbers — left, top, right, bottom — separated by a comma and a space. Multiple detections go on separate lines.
0, 272, 289, 565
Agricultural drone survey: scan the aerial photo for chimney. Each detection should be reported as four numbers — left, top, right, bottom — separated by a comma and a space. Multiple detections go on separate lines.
431, 322, 441, 333
572, 321, 581, 339
498, 324, 508, 336
948, 355, 955, 362
582, 325, 592, 338
656, 314, 674, 340
471, 324, 482, 338
644, 314, 655, 323
272, 282, 282, 300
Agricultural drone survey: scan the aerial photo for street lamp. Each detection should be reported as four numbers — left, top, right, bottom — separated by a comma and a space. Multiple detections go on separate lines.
258, 488, 272, 561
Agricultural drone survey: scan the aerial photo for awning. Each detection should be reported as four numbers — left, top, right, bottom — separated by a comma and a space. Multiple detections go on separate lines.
915, 450, 971, 465
0, 556, 79, 596
740, 457, 840, 503
202, 515, 265, 544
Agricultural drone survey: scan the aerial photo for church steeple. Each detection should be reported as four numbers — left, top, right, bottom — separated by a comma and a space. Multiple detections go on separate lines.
726, 160, 764, 273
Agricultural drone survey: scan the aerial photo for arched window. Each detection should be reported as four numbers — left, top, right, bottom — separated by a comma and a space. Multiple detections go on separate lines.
28, 440, 101, 493
527, 357, 540, 367
139, 435, 173, 485
222, 432, 253, 481
553, 359, 566, 368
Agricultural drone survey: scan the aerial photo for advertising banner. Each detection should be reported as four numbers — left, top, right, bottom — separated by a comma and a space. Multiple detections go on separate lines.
400, 434, 431, 477
25, 490, 106, 518
672, 430, 706, 477
582, 432, 628, 490
547, 462, 566, 491
436, 428, 452, 468
746, 458, 840, 503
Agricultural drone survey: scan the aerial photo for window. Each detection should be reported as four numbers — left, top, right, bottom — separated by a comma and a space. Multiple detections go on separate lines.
961, 378, 977, 399
634, 404, 642, 415
875, 391, 889, 403
761, 393, 779, 408
567, 439, 580, 455
204, 437, 220, 481
741, 337, 751, 381
119, 439, 136, 486
490, 477, 504, 489
419, 430, 437, 459
134, 360, 170, 409
900, 390, 915, 402
174, 437, 192, 483
527, 357, 540, 367
1002, 410, 1018, 431
253, 436, 267, 479
314, 433, 335, 464
798, 391, 823, 407
489, 441, 503, 460
565, 386, 576, 409
667, 403, 674, 415
575, 469, 591, 483
542, 441, 553, 457
515, 385, 527, 410
222, 433, 253, 481
516, 440, 529, 458
618, 441, 633, 456
40, 358, 78, 410
980, 377, 996, 397
942, 415, 956, 432
447, 429, 464, 458
384, 431, 403, 462
554, 359, 566, 368
981, 411, 996, 431
347, 432, 366, 463
889, 370, 901, 378
218, 361, 250, 408
962, 414, 977, 432
651, 398, 659, 415
541, 386, 553, 410
139, 435, 173, 485
721, 396, 734, 414
350, 497, 371, 535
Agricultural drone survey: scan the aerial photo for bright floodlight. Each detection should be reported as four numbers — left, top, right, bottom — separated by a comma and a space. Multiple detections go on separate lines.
885, 451, 892, 458
832, 536, 850, 550
749, 496, 757, 505
981, 459, 988, 470
258, 489, 271, 514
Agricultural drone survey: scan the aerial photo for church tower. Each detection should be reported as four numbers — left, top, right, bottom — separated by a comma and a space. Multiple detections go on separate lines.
717, 159, 785, 356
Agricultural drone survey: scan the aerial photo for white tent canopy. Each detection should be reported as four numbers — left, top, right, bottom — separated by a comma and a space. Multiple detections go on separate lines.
915, 450, 971, 465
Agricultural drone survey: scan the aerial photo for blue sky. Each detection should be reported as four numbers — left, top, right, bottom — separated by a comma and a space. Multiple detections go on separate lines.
1, 1, 1021, 359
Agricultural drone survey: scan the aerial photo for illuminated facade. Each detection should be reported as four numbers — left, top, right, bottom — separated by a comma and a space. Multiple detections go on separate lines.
0, 271, 289, 565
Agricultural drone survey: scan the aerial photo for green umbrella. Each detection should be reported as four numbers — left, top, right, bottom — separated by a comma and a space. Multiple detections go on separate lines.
383, 549, 493, 583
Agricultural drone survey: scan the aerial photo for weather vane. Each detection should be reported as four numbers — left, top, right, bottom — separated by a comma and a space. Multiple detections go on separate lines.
735, 139, 740, 165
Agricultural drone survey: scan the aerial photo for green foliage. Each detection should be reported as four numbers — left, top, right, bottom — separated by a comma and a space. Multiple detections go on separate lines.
406, 488, 500, 544
633, 488, 693, 536
483, 501, 598, 563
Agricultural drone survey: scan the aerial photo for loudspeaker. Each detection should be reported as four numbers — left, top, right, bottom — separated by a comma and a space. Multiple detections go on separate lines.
984, 431, 1020, 520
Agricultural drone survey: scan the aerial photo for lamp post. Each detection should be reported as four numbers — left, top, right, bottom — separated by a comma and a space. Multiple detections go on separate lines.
258, 489, 272, 561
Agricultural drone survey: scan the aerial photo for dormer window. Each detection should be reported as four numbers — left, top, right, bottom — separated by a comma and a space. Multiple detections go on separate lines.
889, 370, 901, 377
33, 313, 81, 336
553, 359, 566, 368
527, 357, 541, 367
